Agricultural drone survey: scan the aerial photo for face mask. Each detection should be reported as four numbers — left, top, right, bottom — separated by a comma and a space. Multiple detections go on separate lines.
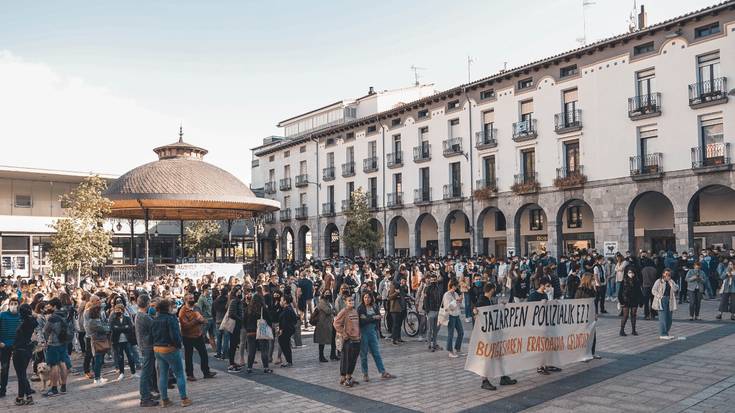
474, 281, 482, 286
187, 300, 196, 306
546, 288, 554, 299
9, 304, 18, 314
628, 273, 635, 278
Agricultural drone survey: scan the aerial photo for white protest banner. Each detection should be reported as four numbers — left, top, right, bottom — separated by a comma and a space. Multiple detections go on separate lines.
465, 298, 595, 378
174, 263, 245, 281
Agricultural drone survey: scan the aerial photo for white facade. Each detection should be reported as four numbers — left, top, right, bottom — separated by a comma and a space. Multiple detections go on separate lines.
252, 3, 735, 260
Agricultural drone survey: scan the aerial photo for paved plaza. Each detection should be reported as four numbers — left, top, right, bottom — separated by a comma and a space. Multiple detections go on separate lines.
1, 299, 733, 413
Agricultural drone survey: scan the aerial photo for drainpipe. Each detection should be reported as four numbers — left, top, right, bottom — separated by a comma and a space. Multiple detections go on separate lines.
379, 118, 387, 258
464, 88, 477, 257
310, 135, 321, 259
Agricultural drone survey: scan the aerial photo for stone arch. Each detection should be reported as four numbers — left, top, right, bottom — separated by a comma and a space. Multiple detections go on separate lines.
556, 199, 595, 255
513, 203, 548, 257
687, 184, 735, 251
444, 209, 471, 257
297, 225, 312, 261
263, 228, 279, 261
415, 213, 439, 257
476, 206, 507, 257
388, 215, 410, 257
281, 226, 295, 261
324, 223, 340, 258
628, 191, 675, 253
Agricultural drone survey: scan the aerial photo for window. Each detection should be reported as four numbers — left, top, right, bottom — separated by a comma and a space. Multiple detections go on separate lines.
391, 118, 401, 127
482, 156, 495, 183
284, 150, 290, 158
417, 109, 429, 119
495, 211, 506, 231
638, 125, 658, 157
14, 195, 32, 208
345, 132, 355, 141
283, 195, 290, 209
633, 41, 654, 56
520, 100, 534, 123
447, 100, 460, 110
563, 89, 578, 125
530, 209, 544, 231
448, 119, 460, 139
419, 167, 430, 191
393, 173, 402, 193
564, 140, 580, 172
269, 155, 275, 162
567, 206, 582, 229
299, 193, 307, 207
346, 146, 354, 162
522, 149, 535, 178
518, 78, 533, 89
367, 125, 377, 134
636, 68, 655, 96
700, 115, 724, 162
697, 52, 720, 83
695, 22, 720, 38
392, 134, 402, 155
480, 89, 495, 100
300, 146, 306, 153
299, 160, 307, 174
326, 138, 336, 146
346, 182, 354, 201
482, 110, 494, 140
560, 65, 578, 78
326, 152, 334, 167
326, 186, 333, 204
284, 165, 291, 178
368, 141, 377, 157
419, 126, 429, 140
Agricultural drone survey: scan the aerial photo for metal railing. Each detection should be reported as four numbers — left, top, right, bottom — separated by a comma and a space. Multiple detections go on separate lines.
554, 109, 582, 131
475, 129, 497, 148
363, 156, 379, 173
279, 209, 291, 221
414, 188, 432, 204
295, 206, 308, 219
263, 212, 275, 224
322, 166, 335, 181
264, 181, 276, 194
691, 141, 730, 168
556, 165, 584, 179
514, 172, 538, 186
442, 137, 463, 156
368, 194, 379, 210
688, 77, 727, 106
413, 142, 431, 162
279, 177, 292, 191
475, 177, 498, 191
341, 199, 353, 212
295, 174, 309, 187
101, 264, 174, 283
387, 192, 404, 208
629, 153, 663, 175
443, 184, 462, 199
387, 151, 403, 167
512, 119, 537, 141
321, 202, 335, 217
628, 93, 661, 117
341, 161, 355, 177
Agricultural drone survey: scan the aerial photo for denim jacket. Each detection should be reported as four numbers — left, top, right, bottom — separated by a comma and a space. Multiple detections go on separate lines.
151, 312, 182, 349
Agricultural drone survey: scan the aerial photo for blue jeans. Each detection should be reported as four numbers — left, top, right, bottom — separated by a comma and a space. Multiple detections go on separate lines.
114, 342, 136, 374
216, 329, 230, 356
606, 281, 617, 299
139, 349, 155, 401
360, 324, 385, 375
93, 353, 105, 380
464, 293, 472, 318
702, 275, 715, 298
155, 350, 187, 401
659, 297, 673, 336
446, 315, 464, 352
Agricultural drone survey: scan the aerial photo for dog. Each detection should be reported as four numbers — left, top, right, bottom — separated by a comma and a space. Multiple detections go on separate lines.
36, 362, 51, 392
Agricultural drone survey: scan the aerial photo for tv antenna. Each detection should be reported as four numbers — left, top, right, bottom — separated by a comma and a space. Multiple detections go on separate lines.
576, 0, 596, 46
628, 0, 638, 32
410, 65, 426, 86
467, 56, 474, 83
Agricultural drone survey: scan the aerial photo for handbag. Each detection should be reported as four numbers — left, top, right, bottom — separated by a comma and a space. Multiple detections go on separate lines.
256, 308, 274, 341
219, 301, 236, 333
309, 307, 320, 327
91, 335, 111, 354
437, 302, 449, 327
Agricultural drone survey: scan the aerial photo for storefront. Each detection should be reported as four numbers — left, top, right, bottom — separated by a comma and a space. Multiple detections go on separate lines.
1, 235, 31, 278
562, 232, 595, 254
524, 234, 548, 256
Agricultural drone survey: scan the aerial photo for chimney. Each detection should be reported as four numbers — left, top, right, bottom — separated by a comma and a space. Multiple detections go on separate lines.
638, 5, 647, 30
368, 86, 375, 95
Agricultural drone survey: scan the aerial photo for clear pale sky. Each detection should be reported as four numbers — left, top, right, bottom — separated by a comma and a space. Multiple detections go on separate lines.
0, 0, 720, 183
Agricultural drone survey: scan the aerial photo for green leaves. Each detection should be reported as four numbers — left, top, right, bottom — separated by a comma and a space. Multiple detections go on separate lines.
183, 220, 222, 258
342, 187, 380, 257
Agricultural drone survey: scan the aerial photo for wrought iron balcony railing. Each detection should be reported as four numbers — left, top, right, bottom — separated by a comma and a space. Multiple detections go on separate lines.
688, 77, 728, 107
512, 119, 537, 141
264, 181, 276, 194
554, 109, 582, 133
413, 142, 431, 162
628, 93, 661, 119
387, 192, 404, 208
475, 129, 497, 150
691, 141, 731, 170
295, 206, 308, 220
442, 137, 463, 157
442, 184, 463, 200
341, 161, 355, 177
363, 156, 379, 173
387, 151, 403, 168
629, 153, 663, 177
414, 188, 432, 205
322, 166, 335, 181
279, 177, 292, 191
295, 174, 309, 187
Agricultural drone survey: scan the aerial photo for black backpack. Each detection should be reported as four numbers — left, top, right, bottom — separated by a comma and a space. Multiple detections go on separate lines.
50, 315, 69, 343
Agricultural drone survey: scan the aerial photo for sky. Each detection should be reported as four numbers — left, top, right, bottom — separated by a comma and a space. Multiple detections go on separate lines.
0, 0, 722, 183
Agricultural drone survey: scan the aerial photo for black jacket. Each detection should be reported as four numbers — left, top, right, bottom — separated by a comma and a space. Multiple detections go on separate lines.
110, 313, 137, 345
278, 305, 299, 336
423, 283, 443, 312
618, 277, 644, 308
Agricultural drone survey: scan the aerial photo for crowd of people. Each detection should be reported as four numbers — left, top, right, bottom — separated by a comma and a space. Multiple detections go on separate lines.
0, 246, 734, 407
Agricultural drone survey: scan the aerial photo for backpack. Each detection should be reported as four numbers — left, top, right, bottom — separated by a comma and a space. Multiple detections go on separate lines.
51, 315, 69, 343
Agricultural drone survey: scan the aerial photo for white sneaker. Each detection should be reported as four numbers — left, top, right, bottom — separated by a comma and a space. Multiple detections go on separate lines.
659, 336, 669, 340
117, 373, 125, 381
132, 372, 141, 378
95, 378, 108, 386
448, 351, 458, 358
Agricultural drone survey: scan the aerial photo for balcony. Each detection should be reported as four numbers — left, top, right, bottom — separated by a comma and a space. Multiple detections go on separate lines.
321, 202, 335, 217
367, 194, 379, 211
442, 184, 463, 201
264, 181, 276, 194
628, 93, 661, 120
629, 153, 663, 180
341, 161, 355, 177
387, 192, 404, 209
414, 188, 432, 205
263, 212, 275, 224
475, 130, 498, 150
295, 174, 309, 188
279, 209, 291, 222
363, 156, 379, 173
322, 166, 335, 181
442, 137, 463, 157
688, 77, 728, 109
341, 199, 353, 212
413, 143, 431, 163
474, 178, 498, 200
279, 177, 292, 191
554, 109, 582, 134
387, 151, 403, 168
554, 166, 587, 189
511, 173, 540, 194
512, 119, 537, 142
691, 142, 732, 173
295, 206, 308, 220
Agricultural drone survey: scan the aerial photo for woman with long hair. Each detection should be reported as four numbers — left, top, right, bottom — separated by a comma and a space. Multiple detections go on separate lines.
357, 292, 394, 382
244, 290, 272, 373
575, 272, 601, 360
618, 268, 643, 336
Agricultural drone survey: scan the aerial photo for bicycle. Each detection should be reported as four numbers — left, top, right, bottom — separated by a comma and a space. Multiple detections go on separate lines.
380, 296, 420, 338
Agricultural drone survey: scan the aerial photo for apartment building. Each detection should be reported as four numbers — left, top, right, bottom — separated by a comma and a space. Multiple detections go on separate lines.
252, 1, 735, 261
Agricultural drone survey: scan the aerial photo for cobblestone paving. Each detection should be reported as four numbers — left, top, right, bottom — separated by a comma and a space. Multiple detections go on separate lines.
1, 299, 733, 412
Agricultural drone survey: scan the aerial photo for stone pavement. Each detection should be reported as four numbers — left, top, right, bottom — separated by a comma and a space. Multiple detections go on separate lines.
2, 298, 734, 413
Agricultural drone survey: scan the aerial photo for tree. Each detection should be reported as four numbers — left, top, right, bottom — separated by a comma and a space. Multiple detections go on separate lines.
343, 187, 380, 257
183, 220, 222, 260
50, 175, 113, 283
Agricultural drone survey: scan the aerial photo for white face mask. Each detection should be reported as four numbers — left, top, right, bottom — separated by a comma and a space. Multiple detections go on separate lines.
628, 273, 635, 278
546, 288, 554, 299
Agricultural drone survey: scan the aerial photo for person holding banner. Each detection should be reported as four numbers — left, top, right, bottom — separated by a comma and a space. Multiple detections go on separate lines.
527, 278, 562, 375
442, 280, 464, 358
474, 283, 517, 390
